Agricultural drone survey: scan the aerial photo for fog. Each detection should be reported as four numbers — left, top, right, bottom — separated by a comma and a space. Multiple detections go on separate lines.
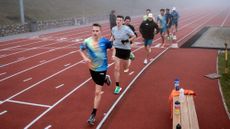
0, 0, 229, 24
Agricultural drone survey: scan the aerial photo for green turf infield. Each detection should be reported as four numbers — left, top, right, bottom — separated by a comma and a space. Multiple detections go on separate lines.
218, 51, 230, 113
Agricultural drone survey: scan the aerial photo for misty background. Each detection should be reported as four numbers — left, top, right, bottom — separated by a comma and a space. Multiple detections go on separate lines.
0, 0, 229, 25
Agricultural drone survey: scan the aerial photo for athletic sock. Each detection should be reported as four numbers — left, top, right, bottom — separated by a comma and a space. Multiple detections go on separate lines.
116, 82, 120, 86
91, 108, 97, 115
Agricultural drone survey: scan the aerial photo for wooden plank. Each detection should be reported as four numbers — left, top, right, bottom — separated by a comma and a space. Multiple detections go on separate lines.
181, 96, 190, 129
187, 96, 200, 129
173, 96, 181, 129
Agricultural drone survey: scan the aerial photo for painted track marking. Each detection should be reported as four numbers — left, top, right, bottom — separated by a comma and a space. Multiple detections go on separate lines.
44, 125, 52, 129
0, 110, 8, 116
129, 71, 134, 75
0, 72, 7, 76
55, 84, 65, 89
7, 100, 51, 108
0, 50, 79, 82
23, 77, 33, 82
64, 63, 71, 67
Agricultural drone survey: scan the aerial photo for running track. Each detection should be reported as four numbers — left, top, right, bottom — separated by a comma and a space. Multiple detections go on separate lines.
0, 7, 230, 129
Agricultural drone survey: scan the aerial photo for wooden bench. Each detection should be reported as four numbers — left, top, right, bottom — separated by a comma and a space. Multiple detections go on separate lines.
173, 95, 199, 129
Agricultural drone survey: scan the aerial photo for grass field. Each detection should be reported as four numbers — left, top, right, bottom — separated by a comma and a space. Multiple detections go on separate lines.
218, 51, 230, 113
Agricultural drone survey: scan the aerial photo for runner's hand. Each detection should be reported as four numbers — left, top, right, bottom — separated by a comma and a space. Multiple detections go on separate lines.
112, 55, 115, 60
121, 39, 129, 44
83, 58, 91, 63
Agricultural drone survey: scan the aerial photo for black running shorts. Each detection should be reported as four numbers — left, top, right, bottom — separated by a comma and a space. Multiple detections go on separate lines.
115, 48, 131, 60
89, 69, 106, 86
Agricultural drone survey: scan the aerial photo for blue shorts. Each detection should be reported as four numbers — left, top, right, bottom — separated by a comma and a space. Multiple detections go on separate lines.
160, 27, 167, 34
144, 39, 153, 47
167, 23, 172, 29
172, 21, 178, 26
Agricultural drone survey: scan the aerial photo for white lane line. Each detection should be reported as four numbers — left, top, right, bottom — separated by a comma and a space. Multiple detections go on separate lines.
0, 39, 27, 47
171, 43, 179, 48
0, 40, 44, 52
0, 72, 7, 76
153, 43, 161, 48
0, 101, 2, 104
1, 60, 85, 104
73, 38, 83, 42
55, 84, 65, 89
39, 60, 46, 63
24, 77, 92, 129
0, 42, 78, 68
1, 45, 20, 51
17, 57, 25, 61
129, 71, 134, 75
221, 10, 230, 27
0, 40, 59, 59
48, 49, 55, 52
0, 50, 79, 82
23, 77, 33, 82
64, 63, 71, 67
44, 125, 52, 129
0, 54, 6, 58
7, 100, 51, 108
0, 110, 8, 116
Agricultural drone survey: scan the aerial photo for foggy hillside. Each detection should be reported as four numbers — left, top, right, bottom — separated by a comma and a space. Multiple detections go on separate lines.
0, 0, 229, 25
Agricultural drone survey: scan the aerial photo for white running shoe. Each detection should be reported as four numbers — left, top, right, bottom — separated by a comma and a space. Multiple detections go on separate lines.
105, 75, 112, 86
124, 68, 129, 73
173, 35, 177, 40
144, 59, 148, 65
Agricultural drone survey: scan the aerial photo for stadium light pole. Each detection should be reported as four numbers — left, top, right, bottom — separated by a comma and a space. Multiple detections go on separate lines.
19, 0, 25, 24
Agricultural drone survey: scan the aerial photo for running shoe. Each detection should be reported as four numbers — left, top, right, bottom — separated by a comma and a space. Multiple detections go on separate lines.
173, 35, 177, 40
105, 75, 111, 86
144, 59, 148, 65
129, 52, 135, 61
124, 68, 129, 73
87, 113, 96, 125
114, 86, 122, 94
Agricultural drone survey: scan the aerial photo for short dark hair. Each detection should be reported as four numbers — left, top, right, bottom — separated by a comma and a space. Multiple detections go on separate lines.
117, 15, 124, 19
92, 23, 101, 28
166, 8, 170, 11
160, 8, 165, 12
125, 16, 131, 20
111, 10, 115, 14
146, 9, 151, 12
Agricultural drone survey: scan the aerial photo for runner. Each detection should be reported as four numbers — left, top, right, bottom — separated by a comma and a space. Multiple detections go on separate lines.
111, 15, 136, 94
165, 8, 173, 40
79, 23, 112, 125
124, 16, 137, 37
140, 13, 160, 64
124, 16, 137, 61
157, 8, 167, 48
171, 7, 180, 40
143, 9, 151, 21
109, 10, 116, 30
